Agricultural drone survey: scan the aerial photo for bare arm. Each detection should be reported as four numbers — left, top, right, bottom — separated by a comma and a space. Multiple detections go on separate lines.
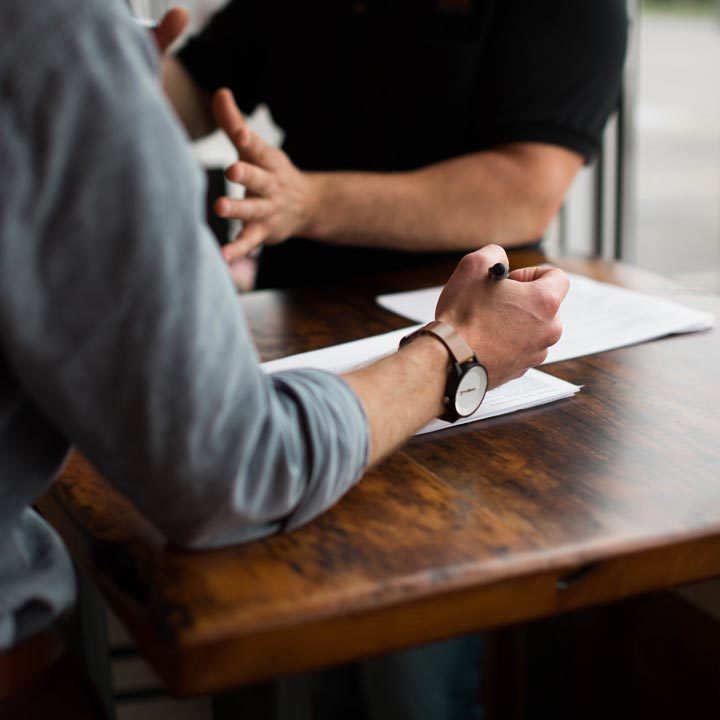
302, 144, 582, 250
344, 337, 447, 464
211, 90, 582, 261
147, 9, 215, 139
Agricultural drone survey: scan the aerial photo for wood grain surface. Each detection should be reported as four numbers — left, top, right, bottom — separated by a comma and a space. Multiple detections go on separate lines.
37, 252, 720, 695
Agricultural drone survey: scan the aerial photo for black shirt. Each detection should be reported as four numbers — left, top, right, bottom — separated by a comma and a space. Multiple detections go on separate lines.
179, 0, 628, 288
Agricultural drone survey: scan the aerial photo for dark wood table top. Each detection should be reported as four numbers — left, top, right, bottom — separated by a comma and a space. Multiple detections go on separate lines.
38, 251, 720, 696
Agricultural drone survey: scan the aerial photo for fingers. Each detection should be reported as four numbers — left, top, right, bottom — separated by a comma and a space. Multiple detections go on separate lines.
532, 266, 570, 301
227, 256, 257, 292
153, 7, 189, 53
514, 265, 570, 310
212, 88, 247, 147
543, 318, 563, 348
212, 89, 277, 170
510, 264, 568, 294
225, 162, 275, 196
508, 264, 556, 283
214, 196, 273, 222
222, 223, 268, 262
233, 125, 277, 170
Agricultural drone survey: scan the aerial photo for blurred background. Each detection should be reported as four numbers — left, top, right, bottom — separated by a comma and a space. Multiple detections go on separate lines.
131, 0, 720, 293
634, 0, 719, 292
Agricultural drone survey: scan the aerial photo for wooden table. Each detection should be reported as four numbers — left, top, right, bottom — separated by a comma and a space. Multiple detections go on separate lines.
38, 251, 720, 697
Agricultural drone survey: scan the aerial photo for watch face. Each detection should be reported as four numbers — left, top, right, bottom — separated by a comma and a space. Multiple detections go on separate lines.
455, 365, 488, 417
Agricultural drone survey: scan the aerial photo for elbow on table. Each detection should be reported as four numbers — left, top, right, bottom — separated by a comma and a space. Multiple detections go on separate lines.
154, 497, 283, 551
136, 462, 294, 551
128, 370, 366, 550
161, 524, 221, 551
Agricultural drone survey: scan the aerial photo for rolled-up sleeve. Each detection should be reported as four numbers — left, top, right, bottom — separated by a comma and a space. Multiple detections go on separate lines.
0, 1, 368, 549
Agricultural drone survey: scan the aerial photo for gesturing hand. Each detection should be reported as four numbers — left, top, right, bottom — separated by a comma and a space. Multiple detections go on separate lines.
436, 245, 569, 390
211, 89, 317, 263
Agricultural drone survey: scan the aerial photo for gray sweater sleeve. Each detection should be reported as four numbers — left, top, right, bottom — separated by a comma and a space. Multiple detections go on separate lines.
0, 1, 368, 549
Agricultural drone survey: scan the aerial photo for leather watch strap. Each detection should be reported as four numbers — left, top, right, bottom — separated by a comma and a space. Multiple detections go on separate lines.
400, 320, 476, 365
419, 321, 476, 364
400, 320, 487, 423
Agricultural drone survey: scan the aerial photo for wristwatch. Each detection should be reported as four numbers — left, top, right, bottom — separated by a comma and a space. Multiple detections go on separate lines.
399, 320, 488, 423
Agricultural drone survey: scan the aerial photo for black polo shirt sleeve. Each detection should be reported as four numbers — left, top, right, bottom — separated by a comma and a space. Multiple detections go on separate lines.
176, 0, 266, 115
478, 0, 628, 162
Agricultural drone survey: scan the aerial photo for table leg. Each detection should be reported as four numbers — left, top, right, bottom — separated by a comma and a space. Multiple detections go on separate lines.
66, 567, 116, 720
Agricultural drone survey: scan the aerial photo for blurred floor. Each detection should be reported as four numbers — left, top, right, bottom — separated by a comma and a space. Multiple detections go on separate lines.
635, 13, 720, 292
106, 609, 213, 720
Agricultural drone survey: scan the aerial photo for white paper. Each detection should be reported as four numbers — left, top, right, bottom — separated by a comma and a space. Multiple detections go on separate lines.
261, 326, 419, 375
376, 273, 715, 364
262, 329, 581, 436
416, 369, 579, 435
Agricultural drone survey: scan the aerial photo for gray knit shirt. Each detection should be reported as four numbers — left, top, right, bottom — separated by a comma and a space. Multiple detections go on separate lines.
0, 0, 368, 650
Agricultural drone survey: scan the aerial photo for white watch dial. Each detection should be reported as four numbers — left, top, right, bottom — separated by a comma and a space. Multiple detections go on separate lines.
454, 365, 488, 417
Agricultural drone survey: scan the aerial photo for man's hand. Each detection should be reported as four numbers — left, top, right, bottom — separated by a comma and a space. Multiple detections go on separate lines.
436, 245, 569, 390
151, 7, 189, 55
211, 89, 317, 263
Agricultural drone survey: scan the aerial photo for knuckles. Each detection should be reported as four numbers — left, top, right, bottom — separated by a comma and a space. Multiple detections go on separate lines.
535, 348, 549, 367
544, 318, 563, 348
456, 252, 482, 276
457, 244, 508, 278
530, 285, 563, 318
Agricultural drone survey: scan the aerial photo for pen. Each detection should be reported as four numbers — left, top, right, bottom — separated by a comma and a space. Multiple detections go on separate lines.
488, 262, 509, 281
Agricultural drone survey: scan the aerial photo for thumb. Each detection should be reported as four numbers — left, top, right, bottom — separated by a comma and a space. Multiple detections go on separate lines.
510, 265, 570, 303
153, 7, 190, 54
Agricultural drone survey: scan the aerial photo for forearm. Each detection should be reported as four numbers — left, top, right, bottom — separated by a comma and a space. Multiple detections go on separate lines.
304, 145, 581, 252
162, 56, 215, 139
343, 336, 447, 465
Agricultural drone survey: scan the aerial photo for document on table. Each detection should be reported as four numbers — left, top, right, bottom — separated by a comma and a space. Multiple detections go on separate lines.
376, 273, 715, 365
261, 328, 581, 435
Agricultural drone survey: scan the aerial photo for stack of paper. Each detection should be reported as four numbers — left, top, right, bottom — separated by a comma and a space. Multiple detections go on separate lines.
261, 328, 581, 435
417, 370, 579, 435
376, 273, 715, 364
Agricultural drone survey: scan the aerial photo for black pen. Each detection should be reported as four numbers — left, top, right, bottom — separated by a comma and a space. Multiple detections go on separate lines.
488, 262, 509, 281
